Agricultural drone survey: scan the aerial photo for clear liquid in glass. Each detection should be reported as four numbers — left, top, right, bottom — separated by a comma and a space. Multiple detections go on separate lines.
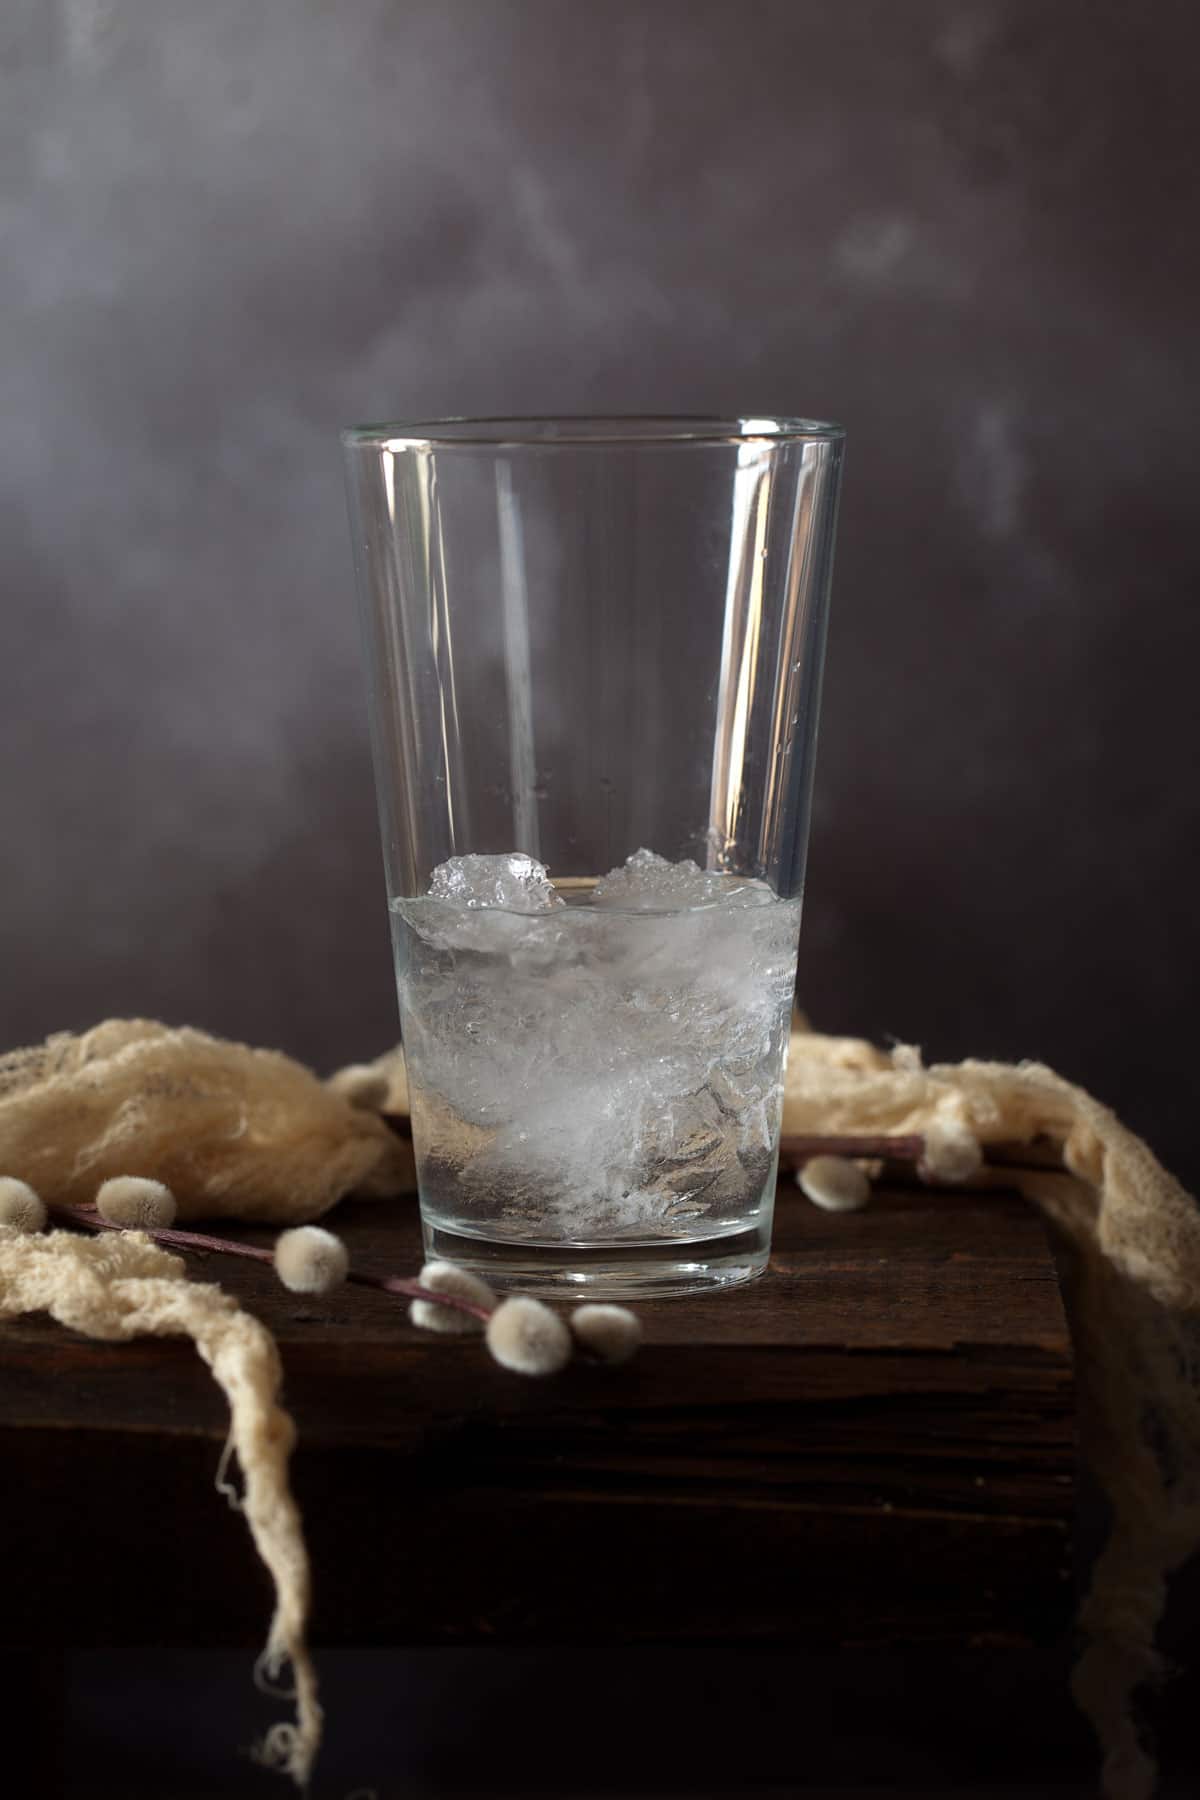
391, 851, 800, 1296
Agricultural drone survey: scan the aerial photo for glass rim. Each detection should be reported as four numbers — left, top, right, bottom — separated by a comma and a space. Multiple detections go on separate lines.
341, 413, 845, 451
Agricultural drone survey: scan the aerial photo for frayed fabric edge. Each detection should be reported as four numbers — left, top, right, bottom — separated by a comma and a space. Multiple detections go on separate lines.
0, 1226, 321, 1785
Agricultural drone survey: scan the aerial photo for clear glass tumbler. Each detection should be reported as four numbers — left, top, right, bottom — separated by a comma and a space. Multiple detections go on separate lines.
343, 417, 844, 1296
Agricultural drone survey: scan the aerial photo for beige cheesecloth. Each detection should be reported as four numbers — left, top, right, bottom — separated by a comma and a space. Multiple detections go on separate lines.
0, 1017, 1196, 1800
0, 1018, 410, 1219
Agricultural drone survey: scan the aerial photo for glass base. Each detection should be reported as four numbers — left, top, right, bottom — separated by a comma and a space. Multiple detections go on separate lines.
419, 1217, 770, 1299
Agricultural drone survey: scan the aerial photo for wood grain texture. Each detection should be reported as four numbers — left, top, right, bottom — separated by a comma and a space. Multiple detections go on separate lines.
0, 1181, 1076, 1650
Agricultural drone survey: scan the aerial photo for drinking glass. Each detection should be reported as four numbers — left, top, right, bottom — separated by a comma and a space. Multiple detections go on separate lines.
343, 416, 844, 1296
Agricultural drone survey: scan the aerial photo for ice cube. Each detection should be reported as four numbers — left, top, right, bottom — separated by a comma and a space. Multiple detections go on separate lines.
428, 852, 564, 913
593, 847, 771, 911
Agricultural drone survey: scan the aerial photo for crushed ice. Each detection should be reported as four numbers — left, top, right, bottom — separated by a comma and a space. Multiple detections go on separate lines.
428, 852, 563, 913
394, 849, 801, 1238
592, 847, 771, 911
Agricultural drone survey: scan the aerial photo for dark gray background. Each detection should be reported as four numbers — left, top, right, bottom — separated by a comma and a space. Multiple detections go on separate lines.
2, 0, 1197, 1183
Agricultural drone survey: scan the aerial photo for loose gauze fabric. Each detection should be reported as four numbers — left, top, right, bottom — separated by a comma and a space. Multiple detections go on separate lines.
778, 1029, 1200, 1800
1, 1017, 1196, 1798
0, 1019, 412, 1221
0, 1224, 319, 1782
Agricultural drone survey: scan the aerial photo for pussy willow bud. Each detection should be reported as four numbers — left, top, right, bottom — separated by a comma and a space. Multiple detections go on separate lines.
485, 1295, 572, 1376
0, 1177, 47, 1233
95, 1177, 178, 1229
274, 1225, 350, 1295
797, 1154, 871, 1212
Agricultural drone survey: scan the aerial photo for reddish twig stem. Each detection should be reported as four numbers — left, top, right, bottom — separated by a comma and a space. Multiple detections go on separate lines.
49, 1205, 491, 1324
52, 1204, 276, 1264
780, 1134, 927, 1162
778, 1134, 1067, 1182
346, 1268, 491, 1322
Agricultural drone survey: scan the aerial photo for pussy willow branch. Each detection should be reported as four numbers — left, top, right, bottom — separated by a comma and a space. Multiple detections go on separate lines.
391, 1108, 1054, 1174
50, 1124, 1066, 1309
50, 1205, 491, 1323
779, 1133, 926, 1162
778, 1133, 1065, 1177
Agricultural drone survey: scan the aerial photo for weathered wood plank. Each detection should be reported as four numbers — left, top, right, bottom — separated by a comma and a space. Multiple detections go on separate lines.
0, 1181, 1076, 1650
